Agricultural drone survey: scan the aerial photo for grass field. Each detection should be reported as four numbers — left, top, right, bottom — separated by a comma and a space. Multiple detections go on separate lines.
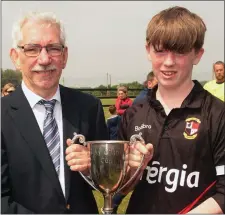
93, 191, 132, 214
101, 98, 116, 106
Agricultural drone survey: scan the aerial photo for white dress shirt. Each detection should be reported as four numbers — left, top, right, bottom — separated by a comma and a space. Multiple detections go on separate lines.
156, 89, 172, 116
21, 81, 65, 197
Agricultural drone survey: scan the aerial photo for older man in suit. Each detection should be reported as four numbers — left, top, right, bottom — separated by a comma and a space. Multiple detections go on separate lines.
1, 11, 108, 213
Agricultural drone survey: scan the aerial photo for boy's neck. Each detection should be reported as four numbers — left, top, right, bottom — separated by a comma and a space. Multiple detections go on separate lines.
157, 80, 194, 110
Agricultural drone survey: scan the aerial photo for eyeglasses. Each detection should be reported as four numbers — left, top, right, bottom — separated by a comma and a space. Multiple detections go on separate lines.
17, 43, 65, 57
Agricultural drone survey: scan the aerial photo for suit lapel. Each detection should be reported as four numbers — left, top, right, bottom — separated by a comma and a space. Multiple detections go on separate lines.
9, 87, 64, 199
60, 86, 81, 202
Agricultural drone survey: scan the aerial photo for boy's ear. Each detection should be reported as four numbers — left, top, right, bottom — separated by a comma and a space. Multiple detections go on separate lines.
10, 48, 21, 70
193, 48, 204, 65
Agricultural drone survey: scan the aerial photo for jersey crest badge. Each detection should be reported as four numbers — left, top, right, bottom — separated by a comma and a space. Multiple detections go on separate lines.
183, 117, 201, 140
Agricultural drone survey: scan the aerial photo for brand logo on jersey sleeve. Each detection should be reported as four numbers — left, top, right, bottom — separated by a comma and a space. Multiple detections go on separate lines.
183, 117, 201, 140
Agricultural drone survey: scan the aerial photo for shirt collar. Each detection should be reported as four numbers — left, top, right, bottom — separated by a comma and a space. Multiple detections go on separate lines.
21, 81, 61, 109
148, 80, 205, 109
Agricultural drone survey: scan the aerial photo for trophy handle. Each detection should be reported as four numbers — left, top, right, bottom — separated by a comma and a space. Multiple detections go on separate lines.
71, 132, 87, 146
71, 132, 99, 191
117, 134, 145, 193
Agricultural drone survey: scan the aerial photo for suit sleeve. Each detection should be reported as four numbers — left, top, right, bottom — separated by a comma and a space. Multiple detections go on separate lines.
1, 132, 34, 214
211, 109, 225, 213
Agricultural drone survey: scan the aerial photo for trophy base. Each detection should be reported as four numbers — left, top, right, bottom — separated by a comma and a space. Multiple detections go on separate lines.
101, 194, 114, 214
101, 207, 114, 214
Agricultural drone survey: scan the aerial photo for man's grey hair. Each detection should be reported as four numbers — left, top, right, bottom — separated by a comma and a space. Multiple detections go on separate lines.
12, 11, 66, 48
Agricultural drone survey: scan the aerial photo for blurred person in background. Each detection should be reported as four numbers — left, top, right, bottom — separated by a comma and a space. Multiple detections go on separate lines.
133, 71, 158, 105
1, 83, 16, 97
106, 105, 121, 140
115, 86, 133, 116
204, 61, 224, 101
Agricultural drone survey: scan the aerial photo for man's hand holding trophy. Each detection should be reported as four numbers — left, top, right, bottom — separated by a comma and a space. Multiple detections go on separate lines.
65, 133, 153, 214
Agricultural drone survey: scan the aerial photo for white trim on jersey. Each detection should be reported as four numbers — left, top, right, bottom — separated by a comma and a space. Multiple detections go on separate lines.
216, 165, 225, 175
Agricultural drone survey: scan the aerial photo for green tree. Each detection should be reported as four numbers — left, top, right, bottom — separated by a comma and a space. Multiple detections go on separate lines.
1, 69, 22, 87
95, 85, 107, 96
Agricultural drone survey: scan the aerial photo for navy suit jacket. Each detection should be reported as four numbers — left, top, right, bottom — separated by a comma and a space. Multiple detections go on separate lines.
1, 85, 108, 214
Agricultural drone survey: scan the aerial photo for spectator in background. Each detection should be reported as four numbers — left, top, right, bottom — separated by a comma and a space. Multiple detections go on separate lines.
133, 71, 158, 105
106, 105, 121, 140
115, 86, 133, 116
204, 61, 224, 101
1, 83, 16, 97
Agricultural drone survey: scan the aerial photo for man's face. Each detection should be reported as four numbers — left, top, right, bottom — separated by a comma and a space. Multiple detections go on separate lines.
10, 21, 68, 96
214, 64, 224, 82
146, 45, 204, 89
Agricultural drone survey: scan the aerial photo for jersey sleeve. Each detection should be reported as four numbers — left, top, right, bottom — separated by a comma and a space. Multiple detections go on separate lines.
118, 104, 138, 141
211, 108, 225, 212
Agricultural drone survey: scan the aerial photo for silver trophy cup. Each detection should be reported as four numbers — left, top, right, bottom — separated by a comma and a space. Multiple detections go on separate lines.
71, 133, 145, 214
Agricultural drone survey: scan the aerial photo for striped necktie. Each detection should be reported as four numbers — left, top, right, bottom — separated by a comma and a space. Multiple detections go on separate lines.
38, 99, 60, 175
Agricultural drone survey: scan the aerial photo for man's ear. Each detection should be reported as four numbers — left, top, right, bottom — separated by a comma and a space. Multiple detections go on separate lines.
193, 48, 204, 65
10, 48, 21, 70
62, 47, 68, 69
145, 44, 152, 62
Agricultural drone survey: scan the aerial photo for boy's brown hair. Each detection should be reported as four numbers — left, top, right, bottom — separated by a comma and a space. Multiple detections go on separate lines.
146, 6, 207, 53
108, 105, 117, 115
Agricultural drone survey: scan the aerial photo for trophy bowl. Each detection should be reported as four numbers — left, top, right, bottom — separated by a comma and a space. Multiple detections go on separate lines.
90, 141, 129, 194
71, 133, 145, 214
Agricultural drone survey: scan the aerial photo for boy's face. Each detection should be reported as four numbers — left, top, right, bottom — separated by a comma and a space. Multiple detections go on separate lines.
146, 44, 204, 89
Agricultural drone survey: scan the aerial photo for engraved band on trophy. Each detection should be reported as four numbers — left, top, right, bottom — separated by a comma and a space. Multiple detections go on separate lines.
71, 132, 145, 214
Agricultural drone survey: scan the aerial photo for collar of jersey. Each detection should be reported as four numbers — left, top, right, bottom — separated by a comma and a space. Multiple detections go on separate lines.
147, 80, 205, 109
